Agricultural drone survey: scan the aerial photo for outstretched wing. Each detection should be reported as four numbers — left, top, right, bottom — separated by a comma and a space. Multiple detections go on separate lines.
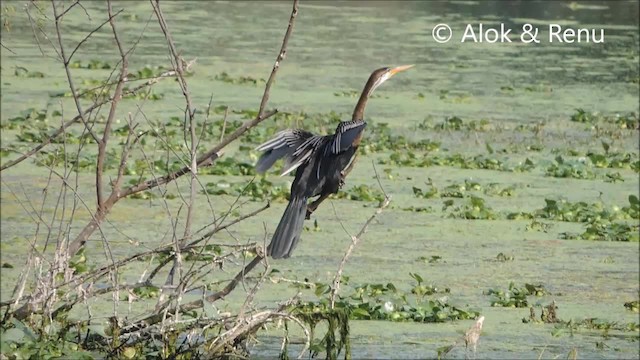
255, 129, 321, 176
285, 135, 327, 176
330, 120, 366, 154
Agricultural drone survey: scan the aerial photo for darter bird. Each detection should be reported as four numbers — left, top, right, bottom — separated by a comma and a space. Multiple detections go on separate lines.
255, 65, 413, 258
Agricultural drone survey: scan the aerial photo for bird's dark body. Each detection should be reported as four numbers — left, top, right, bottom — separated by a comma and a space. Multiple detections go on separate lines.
292, 142, 357, 198
255, 65, 412, 259
261, 122, 365, 258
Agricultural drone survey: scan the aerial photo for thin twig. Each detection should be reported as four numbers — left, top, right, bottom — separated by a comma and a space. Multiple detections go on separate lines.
150, 0, 198, 294
51, 0, 100, 144
0, 41, 16, 54
67, 8, 123, 62
184, 202, 271, 250
96, 0, 129, 209
329, 162, 391, 308
26, 1, 59, 59
257, 0, 298, 117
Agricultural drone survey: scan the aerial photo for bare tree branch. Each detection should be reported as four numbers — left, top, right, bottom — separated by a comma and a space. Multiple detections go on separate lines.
256, 0, 298, 117
136, 252, 266, 330
149, 0, 198, 293
51, 0, 100, 144
96, 0, 129, 208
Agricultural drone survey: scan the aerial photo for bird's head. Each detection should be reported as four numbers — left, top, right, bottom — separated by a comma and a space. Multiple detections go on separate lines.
368, 64, 414, 94
352, 64, 414, 121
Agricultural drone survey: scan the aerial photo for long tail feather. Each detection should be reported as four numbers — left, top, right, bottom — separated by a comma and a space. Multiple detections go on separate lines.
268, 197, 307, 259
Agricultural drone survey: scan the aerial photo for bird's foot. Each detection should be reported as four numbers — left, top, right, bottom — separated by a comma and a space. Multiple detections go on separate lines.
305, 202, 316, 220
338, 174, 346, 189
306, 202, 319, 219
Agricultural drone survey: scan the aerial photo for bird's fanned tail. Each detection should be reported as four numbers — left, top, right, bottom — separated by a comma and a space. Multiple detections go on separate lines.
267, 197, 308, 259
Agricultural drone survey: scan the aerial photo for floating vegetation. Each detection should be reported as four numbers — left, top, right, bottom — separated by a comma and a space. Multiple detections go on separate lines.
204, 178, 289, 202
562, 222, 640, 242
401, 206, 435, 213
486, 282, 547, 308
334, 89, 380, 98
506, 196, 639, 241
380, 151, 534, 173
132, 285, 160, 299
123, 89, 164, 101
570, 108, 639, 129
418, 116, 492, 132
413, 180, 516, 199
525, 219, 553, 233
68, 59, 112, 70
624, 300, 639, 313
50, 86, 164, 101
14, 66, 45, 78
360, 122, 441, 154
293, 273, 478, 324
214, 72, 266, 86
437, 90, 473, 104
495, 252, 515, 262
571, 108, 597, 123
445, 196, 498, 220
587, 151, 639, 172
200, 156, 257, 176
412, 181, 439, 199
1, 108, 51, 131
126, 65, 169, 80
335, 184, 385, 203
286, 273, 479, 360
536, 196, 638, 223
524, 301, 640, 338
416, 255, 444, 264
545, 156, 597, 180
442, 180, 481, 198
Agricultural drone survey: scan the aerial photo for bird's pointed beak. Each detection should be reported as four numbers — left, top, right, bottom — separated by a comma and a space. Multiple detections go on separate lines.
389, 64, 414, 76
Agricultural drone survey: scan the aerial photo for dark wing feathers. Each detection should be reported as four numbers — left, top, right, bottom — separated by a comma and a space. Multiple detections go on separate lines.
255, 129, 311, 152
289, 135, 327, 177
255, 129, 322, 176
256, 120, 365, 177
255, 146, 290, 174
330, 120, 366, 154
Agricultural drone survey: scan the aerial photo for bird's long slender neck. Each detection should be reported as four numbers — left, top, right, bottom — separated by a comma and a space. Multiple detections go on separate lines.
351, 75, 379, 121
